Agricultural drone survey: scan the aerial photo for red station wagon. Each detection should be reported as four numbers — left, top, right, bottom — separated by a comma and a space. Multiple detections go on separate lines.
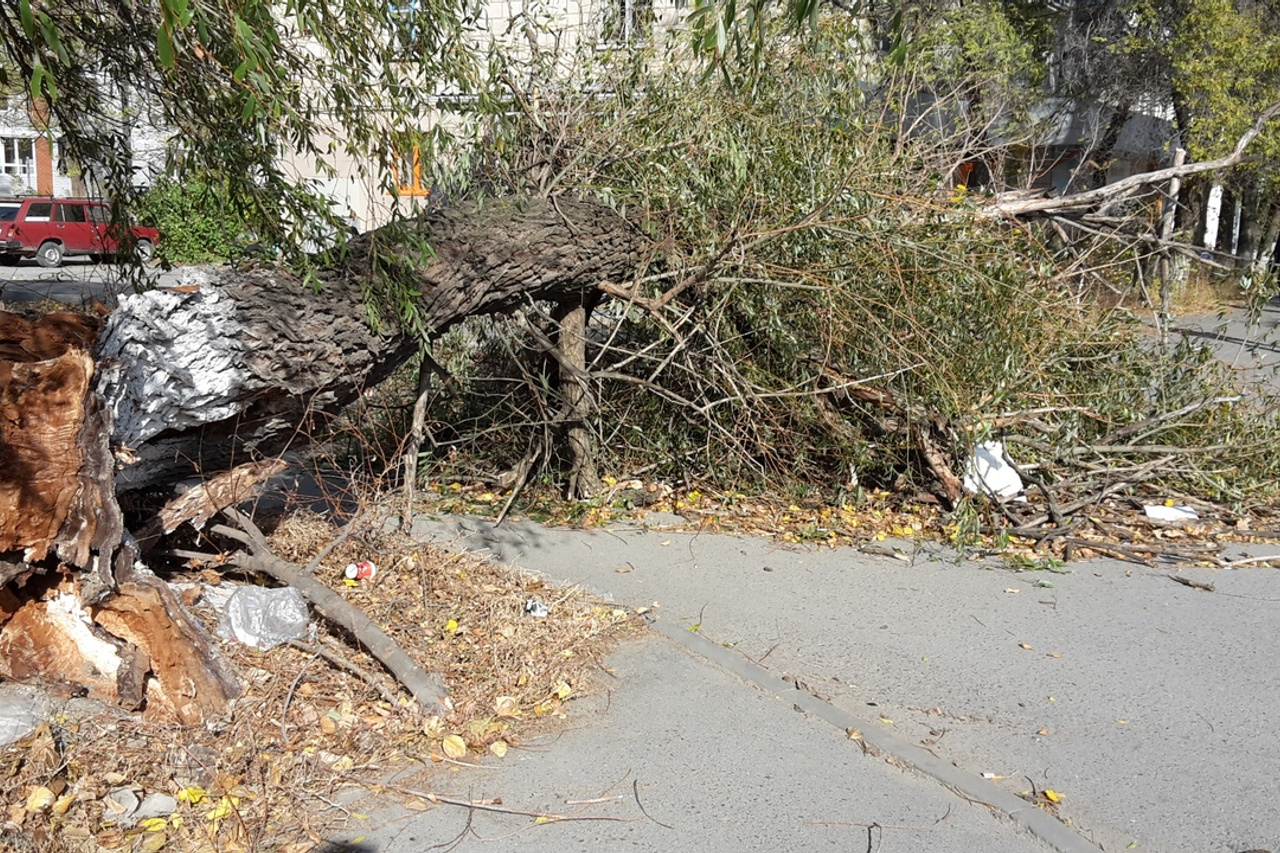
0, 197, 159, 268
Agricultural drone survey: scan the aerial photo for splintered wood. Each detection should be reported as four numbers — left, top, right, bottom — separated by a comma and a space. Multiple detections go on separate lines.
0, 311, 103, 572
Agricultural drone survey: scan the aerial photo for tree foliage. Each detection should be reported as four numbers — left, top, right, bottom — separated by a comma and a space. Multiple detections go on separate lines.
398, 20, 1280, 504
0, 0, 479, 261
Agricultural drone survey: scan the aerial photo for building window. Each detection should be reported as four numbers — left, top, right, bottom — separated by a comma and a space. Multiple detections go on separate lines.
390, 0, 426, 54
0, 137, 35, 182
392, 146, 431, 196
601, 0, 653, 45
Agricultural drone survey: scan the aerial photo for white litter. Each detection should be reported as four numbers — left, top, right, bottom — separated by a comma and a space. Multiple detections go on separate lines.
219, 586, 310, 650
962, 440, 1024, 498
1144, 504, 1199, 522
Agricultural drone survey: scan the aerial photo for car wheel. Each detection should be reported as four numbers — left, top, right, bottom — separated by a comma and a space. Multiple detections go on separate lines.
36, 241, 63, 268
135, 239, 154, 263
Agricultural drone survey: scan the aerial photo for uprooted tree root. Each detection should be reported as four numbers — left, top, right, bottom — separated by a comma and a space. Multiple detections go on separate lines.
1, 515, 640, 852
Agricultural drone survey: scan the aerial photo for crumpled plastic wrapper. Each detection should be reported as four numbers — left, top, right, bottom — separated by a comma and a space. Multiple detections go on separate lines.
218, 585, 310, 650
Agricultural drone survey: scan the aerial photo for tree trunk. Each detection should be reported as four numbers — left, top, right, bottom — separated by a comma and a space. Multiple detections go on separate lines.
1248, 202, 1280, 291
553, 301, 599, 500
101, 196, 650, 491
0, 194, 650, 722
1158, 148, 1187, 352
1203, 183, 1225, 251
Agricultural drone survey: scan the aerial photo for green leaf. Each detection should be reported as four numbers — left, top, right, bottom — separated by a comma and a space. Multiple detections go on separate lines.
158, 27, 175, 67
18, 0, 34, 38
29, 62, 44, 100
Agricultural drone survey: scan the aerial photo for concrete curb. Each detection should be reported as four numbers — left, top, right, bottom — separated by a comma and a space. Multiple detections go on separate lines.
645, 613, 1104, 853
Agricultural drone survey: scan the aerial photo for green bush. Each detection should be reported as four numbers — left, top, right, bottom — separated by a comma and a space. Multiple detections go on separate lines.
135, 179, 246, 264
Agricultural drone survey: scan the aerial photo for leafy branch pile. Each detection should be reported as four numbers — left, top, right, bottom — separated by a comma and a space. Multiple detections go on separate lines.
380, 19, 1280, 524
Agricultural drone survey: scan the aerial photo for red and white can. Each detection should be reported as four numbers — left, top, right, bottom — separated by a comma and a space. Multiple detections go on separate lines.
344, 560, 377, 581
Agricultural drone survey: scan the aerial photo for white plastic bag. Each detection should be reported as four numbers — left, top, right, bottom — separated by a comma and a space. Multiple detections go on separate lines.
219, 586, 309, 650
962, 440, 1024, 498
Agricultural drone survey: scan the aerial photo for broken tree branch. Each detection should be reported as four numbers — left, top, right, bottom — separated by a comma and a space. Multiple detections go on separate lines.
213, 507, 449, 715
992, 101, 1280, 217
342, 777, 639, 824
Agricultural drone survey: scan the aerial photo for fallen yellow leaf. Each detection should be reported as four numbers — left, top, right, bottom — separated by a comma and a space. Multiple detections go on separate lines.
25, 786, 55, 812
553, 681, 572, 700
177, 786, 207, 805
442, 735, 468, 759
206, 797, 239, 821
489, 740, 509, 758
51, 794, 75, 816
493, 696, 520, 718
141, 817, 168, 832
1043, 789, 1063, 803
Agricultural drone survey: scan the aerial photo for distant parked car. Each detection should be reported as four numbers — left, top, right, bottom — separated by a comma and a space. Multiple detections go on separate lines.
0, 197, 159, 267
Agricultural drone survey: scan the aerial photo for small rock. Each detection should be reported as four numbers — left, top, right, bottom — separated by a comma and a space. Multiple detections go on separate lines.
103, 788, 139, 825
135, 792, 177, 822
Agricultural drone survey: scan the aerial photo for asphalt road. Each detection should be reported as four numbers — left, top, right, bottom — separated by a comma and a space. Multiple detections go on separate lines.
0, 257, 182, 308
367, 517, 1280, 853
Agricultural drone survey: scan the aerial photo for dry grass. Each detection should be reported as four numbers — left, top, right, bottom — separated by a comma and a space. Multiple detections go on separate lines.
0, 510, 640, 853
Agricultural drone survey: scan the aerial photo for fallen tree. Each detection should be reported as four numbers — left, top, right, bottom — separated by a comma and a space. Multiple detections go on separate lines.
3, 77, 1278, 726
0, 195, 651, 722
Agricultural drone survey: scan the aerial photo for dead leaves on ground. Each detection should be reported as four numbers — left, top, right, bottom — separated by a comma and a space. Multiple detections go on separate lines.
2, 519, 639, 852
423, 478, 1279, 571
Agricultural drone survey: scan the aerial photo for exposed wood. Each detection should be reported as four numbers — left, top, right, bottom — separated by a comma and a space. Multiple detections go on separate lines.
0, 575, 239, 722
214, 508, 450, 715
0, 311, 118, 578
0, 585, 125, 703
93, 568, 242, 724
135, 458, 288, 552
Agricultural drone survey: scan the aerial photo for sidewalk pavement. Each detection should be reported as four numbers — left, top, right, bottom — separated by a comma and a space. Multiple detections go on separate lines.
340, 517, 1280, 853
1168, 295, 1280, 380
349, 634, 1057, 853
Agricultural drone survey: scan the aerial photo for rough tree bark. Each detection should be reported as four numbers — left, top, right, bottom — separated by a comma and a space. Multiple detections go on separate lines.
0, 195, 650, 722
102, 196, 650, 490
553, 300, 599, 500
